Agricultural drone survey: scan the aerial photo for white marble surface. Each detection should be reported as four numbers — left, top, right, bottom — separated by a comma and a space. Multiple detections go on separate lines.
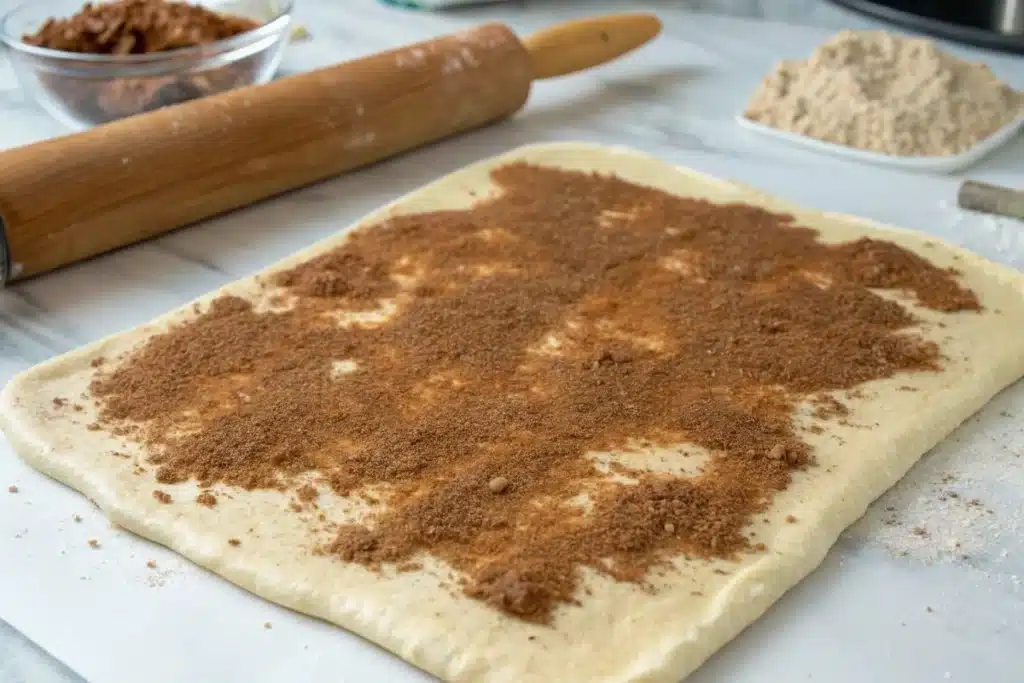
1, 1, 1023, 681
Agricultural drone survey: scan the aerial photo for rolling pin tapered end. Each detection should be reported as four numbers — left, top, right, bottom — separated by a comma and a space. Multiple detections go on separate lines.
523, 14, 663, 81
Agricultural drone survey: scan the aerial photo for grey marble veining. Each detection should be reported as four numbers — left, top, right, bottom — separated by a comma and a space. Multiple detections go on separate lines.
1, 1, 1022, 681
0, 622, 77, 683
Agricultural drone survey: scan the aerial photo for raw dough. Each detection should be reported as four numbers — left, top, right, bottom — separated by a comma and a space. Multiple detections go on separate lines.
3, 143, 1024, 683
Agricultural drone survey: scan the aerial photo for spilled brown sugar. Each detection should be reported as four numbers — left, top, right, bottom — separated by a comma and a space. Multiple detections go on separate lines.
90, 164, 979, 623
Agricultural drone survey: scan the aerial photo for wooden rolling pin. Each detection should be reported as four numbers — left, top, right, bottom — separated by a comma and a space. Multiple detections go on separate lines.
0, 14, 662, 284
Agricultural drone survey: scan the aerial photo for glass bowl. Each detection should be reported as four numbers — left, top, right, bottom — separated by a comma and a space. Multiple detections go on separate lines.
0, 0, 293, 129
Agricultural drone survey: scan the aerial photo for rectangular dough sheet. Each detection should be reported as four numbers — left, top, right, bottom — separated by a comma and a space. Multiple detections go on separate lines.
3, 143, 1024, 683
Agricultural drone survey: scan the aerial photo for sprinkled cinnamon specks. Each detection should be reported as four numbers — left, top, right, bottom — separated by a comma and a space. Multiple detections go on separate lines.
89, 163, 978, 623
296, 484, 318, 503
196, 491, 217, 508
152, 490, 172, 504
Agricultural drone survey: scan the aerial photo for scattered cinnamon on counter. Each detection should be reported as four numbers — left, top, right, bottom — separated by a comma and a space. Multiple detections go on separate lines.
228, 538, 241, 546
90, 163, 979, 623
146, 560, 158, 569
152, 490, 172, 504
7, 485, 18, 494
88, 539, 100, 548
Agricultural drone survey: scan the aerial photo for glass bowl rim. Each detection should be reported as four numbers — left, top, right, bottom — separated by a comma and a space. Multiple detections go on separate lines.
0, 0, 294, 65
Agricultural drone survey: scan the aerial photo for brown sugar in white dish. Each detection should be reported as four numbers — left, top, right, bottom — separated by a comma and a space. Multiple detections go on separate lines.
744, 30, 1022, 157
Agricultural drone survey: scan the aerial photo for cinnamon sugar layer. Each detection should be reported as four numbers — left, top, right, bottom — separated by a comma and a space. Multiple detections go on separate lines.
90, 164, 979, 622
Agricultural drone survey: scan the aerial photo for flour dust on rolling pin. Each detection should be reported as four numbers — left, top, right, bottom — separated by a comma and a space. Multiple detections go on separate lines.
383, 24, 532, 130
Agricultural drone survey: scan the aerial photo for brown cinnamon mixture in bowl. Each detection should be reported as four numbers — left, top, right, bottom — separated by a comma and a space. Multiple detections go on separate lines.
23, 0, 261, 54
0, 0, 292, 128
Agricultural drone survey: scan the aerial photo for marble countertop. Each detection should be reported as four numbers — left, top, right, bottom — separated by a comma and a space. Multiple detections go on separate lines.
1, 1, 1022, 682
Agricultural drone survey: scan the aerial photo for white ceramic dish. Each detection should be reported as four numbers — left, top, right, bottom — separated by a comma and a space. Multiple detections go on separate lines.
736, 114, 1023, 174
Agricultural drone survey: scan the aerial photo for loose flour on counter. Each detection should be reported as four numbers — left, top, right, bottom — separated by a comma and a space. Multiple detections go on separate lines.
744, 31, 1022, 157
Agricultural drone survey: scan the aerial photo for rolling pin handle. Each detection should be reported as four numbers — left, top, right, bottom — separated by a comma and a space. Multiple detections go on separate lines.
522, 14, 662, 80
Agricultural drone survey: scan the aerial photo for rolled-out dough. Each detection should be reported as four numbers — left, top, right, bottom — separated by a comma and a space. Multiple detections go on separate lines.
3, 143, 1024, 683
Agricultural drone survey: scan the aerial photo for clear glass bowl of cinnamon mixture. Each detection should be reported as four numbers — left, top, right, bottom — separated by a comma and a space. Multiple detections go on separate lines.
0, 0, 293, 129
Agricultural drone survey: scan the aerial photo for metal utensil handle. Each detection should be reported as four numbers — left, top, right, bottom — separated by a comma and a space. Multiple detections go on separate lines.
957, 180, 1024, 221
